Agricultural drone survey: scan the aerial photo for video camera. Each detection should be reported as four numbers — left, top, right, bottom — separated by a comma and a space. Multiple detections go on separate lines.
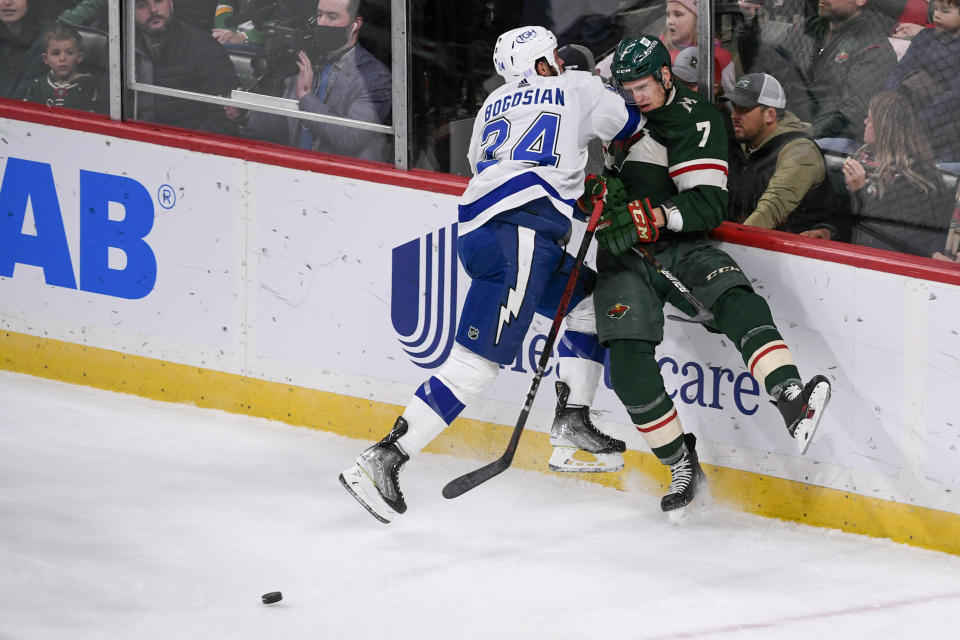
225, 0, 318, 90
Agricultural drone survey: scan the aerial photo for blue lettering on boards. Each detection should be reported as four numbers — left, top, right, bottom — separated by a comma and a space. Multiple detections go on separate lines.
0, 158, 77, 288
0, 158, 157, 299
79, 170, 157, 299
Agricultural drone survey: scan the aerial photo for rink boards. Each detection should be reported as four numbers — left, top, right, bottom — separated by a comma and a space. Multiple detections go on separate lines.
2, 107, 960, 554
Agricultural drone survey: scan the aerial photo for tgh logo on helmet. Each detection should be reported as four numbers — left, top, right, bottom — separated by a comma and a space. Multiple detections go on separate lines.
516, 29, 537, 42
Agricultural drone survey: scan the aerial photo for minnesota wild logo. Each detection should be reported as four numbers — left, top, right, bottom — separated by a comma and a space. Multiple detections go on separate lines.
606, 303, 630, 319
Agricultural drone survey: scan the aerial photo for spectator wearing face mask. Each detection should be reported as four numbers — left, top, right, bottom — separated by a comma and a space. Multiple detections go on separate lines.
227, 0, 392, 163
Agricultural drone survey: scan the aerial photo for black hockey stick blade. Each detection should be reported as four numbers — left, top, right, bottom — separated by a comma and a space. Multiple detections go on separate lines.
442, 456, 511, 499
441, 376, 535, 498
666, 308, 714, 324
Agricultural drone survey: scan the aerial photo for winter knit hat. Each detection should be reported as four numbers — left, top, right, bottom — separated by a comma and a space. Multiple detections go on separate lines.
668, 0, 699, 15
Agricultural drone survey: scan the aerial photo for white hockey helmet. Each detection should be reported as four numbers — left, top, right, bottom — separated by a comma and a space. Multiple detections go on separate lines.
493, 26, 561, 81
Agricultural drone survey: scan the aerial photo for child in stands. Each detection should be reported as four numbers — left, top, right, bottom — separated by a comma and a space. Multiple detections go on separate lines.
661, 0, 736, 95
885, 0, 960, 162
22, 21, 106, 113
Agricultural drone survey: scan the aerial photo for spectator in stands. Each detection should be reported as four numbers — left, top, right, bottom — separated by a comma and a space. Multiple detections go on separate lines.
21, 21, 106, 113
800, 0, 898, 140
671, 46, 700, 91
880, 0, 935, 41
47, 0, 214, 30
730, 0, 817, 121
131, 0, 240, 135
174, 0, 219, 31
228, 0, 392, 163
212, 0, 263, 45
45, 0, 107, 26
671, 45, 724, 99
725, 73, 845, 235
0, 0, 47, 98
807, 91, 951, 256
678, 46, 748, 173
556, 43, 594, 74
557, 43, 604, 176
885, 0, 960, 162
661, 0, 736, 94
884, 0, 935, 37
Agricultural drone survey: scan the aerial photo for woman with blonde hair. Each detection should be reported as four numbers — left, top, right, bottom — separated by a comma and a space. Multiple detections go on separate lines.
837, 91, 951, 258
661, 0, 736, 94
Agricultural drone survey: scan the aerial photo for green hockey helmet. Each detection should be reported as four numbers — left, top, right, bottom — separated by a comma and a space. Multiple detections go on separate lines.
610, 35, 672, 89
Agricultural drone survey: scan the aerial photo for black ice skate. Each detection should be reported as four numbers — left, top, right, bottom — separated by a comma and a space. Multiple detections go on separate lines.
339, 417, 410, 524
776, 375, 831, 455
548, 381, 625, 473
661, 432, 707, 519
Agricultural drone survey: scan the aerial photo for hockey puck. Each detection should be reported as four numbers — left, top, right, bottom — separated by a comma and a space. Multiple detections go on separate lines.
261, 591, 282, 605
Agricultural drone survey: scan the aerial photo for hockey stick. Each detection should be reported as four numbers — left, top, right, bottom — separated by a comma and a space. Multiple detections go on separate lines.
441, 193, 607, 500
630, 245, 714, 324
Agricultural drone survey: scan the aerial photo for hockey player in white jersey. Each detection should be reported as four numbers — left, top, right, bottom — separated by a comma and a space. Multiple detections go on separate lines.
339, 26, 646, 523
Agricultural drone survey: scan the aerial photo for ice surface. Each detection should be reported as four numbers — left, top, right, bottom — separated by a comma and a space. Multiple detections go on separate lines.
2, 371, 959, 640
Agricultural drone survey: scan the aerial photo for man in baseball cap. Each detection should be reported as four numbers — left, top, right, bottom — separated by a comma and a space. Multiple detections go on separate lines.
722, 73, 788, 147
724, 72, 844, 237
721, 72, 787, 110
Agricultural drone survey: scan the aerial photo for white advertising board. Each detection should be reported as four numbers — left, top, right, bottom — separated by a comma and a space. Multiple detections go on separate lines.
0, 121, 244, 371
1, 118, 959, 516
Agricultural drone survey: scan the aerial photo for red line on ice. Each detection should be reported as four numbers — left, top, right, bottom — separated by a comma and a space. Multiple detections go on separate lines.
640, 591, 960, 639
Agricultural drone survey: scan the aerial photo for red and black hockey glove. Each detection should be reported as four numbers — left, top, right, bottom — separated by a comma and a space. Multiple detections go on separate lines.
596, 197, 660, 256
575, 174, 608, 220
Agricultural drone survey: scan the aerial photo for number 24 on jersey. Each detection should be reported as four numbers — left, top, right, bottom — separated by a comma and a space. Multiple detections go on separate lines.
478, 112, 562, 172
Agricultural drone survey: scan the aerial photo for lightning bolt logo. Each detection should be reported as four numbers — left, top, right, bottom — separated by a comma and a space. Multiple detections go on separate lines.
495, 226, 536, 345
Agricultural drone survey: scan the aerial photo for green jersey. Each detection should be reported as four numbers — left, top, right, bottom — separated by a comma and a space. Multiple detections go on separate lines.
594, 84, 749, 345
606, 84, 729, 240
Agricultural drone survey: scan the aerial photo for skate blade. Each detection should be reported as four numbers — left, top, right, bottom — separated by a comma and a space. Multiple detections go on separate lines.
794, 381, 832, 455
338, 465, 397, 524
547, 446, 624, 473
667, 504, 690, 524
665, 483, 712, 525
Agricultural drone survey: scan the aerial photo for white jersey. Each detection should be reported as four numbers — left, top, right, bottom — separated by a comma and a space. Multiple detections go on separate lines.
457, 70, 645, 235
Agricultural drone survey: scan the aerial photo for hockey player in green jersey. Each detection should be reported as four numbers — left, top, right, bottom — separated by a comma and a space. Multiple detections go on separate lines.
583, 35, 832, 516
